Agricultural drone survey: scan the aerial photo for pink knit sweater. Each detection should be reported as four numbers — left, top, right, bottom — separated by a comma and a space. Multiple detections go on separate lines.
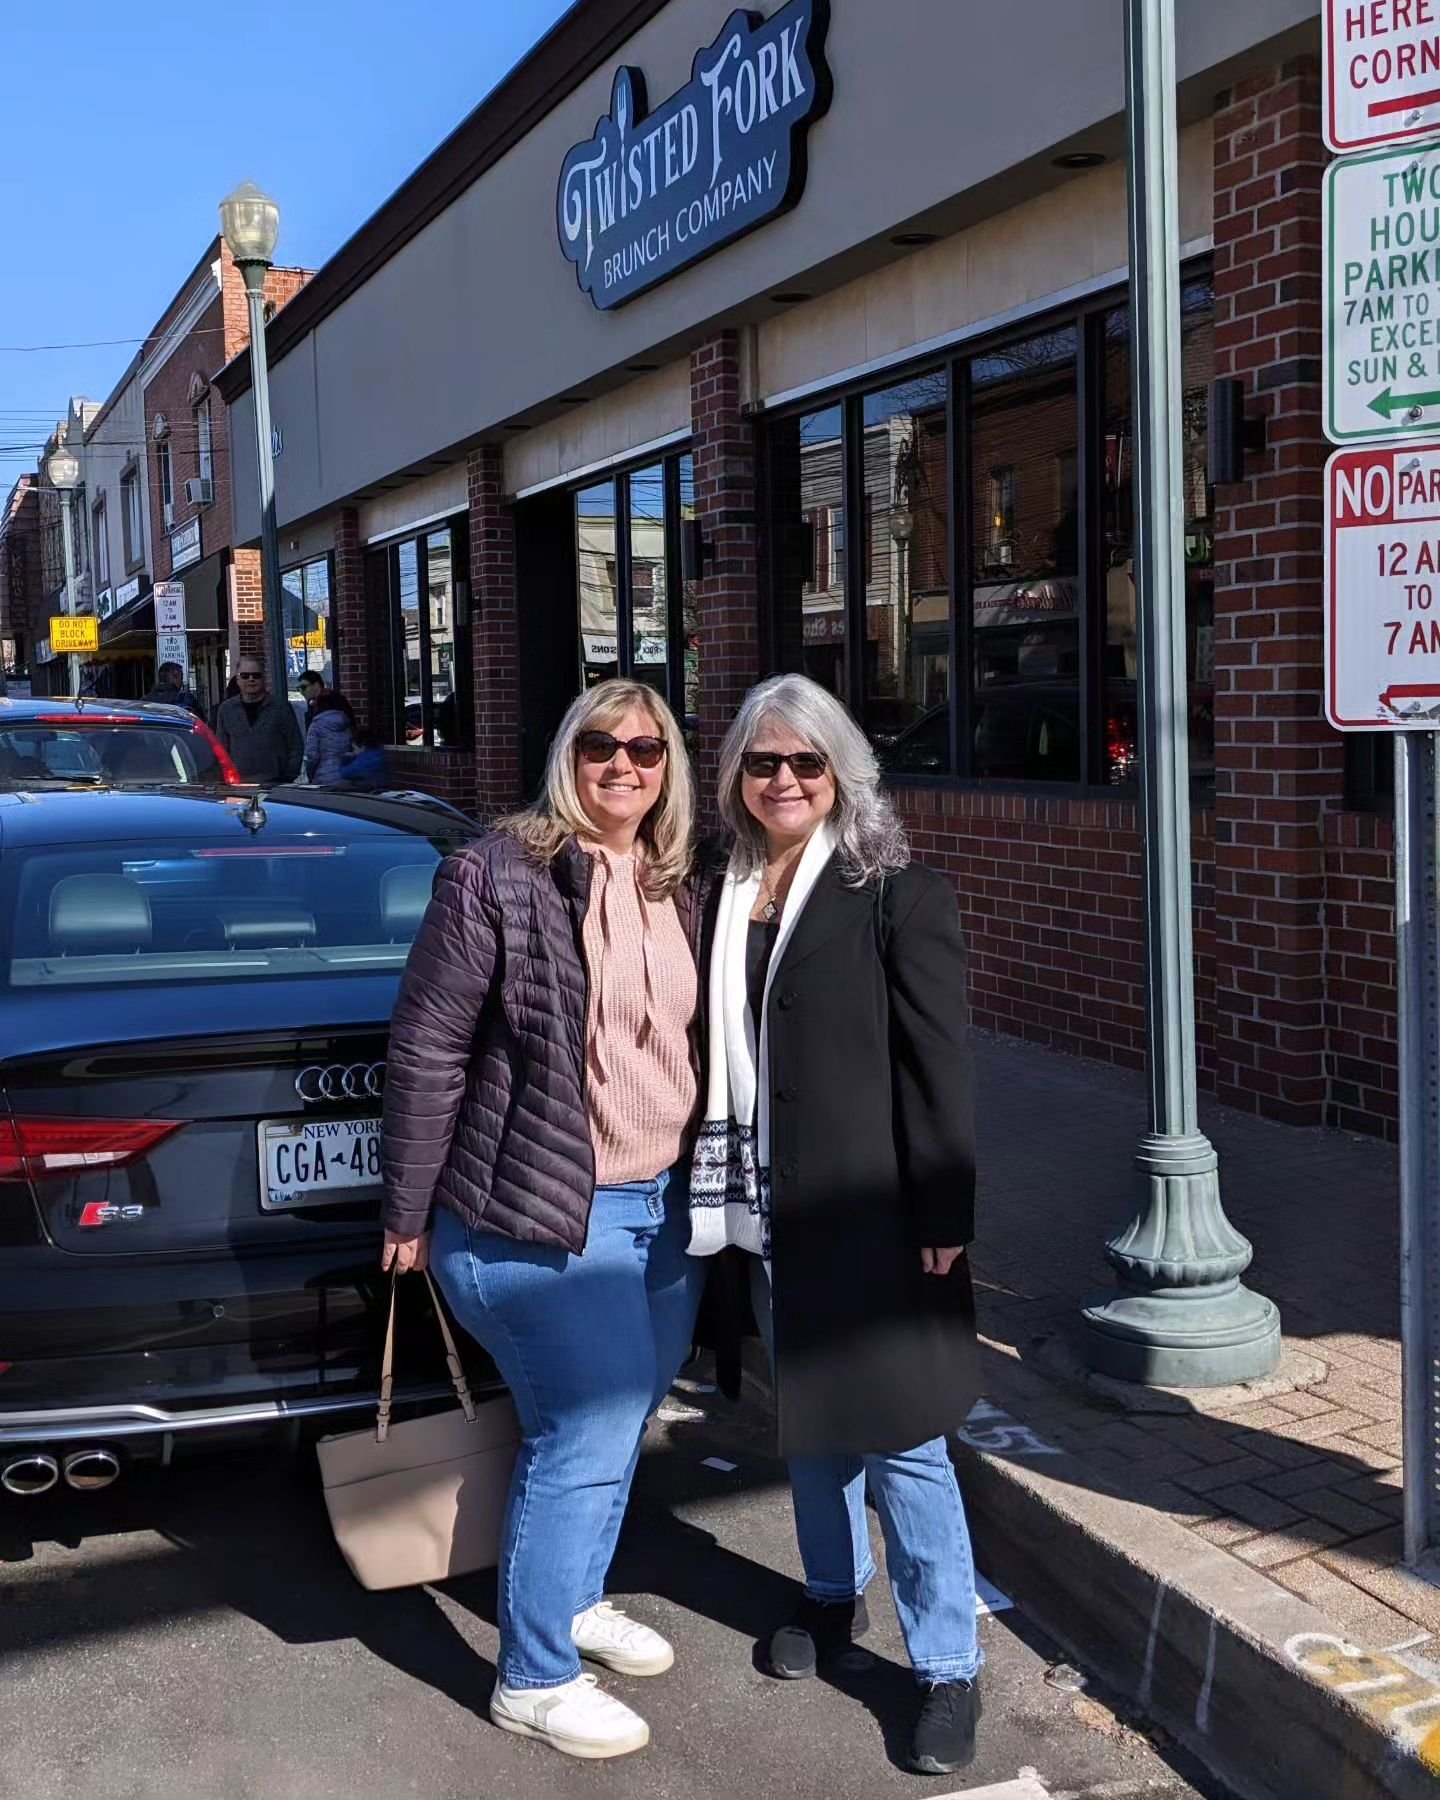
581, 847, 699, 1186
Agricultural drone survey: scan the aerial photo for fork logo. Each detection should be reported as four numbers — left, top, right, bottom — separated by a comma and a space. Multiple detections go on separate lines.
294, 1063, 385, 1104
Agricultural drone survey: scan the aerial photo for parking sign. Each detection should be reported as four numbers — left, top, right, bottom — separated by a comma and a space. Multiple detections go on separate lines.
1326, 2, 1440, 154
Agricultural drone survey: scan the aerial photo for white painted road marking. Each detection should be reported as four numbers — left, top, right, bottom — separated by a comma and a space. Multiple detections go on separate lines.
976, 1572, 1013, 1616
926, 1776, 1049, 1800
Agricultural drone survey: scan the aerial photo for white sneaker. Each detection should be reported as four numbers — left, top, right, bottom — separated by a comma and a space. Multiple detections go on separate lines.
490, 1672, 649, 1759
572, 1600, 675, 1676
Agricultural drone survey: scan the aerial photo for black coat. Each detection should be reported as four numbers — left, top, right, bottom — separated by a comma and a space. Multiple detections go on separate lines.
740, 855, 979, 1459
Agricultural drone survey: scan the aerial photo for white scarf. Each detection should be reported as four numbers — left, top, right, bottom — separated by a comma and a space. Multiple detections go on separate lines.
688, 822, 837, 1258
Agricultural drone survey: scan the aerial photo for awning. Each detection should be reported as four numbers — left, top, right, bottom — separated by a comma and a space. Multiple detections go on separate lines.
180, 551, 227, 633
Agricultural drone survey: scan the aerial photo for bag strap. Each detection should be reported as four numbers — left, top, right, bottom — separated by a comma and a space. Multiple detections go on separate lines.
376, 1267, 478, 1443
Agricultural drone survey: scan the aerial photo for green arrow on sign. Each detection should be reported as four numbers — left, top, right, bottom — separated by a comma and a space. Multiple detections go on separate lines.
1368, 385, 1440, 420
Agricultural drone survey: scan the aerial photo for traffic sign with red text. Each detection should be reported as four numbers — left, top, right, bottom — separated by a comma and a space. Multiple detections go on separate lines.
1326, 1, 1440, 154
1326, 440, 1440, 726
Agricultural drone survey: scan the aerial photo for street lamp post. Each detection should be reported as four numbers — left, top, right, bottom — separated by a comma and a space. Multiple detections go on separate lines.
1079, 0, 1280, 1385
45, 444, 82, 701
219, 182, 287, 701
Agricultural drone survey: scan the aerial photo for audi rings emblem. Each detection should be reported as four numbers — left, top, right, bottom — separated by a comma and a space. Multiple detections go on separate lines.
295, 1063, 386, 1104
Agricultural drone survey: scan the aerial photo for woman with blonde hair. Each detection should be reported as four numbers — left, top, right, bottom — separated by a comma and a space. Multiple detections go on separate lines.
691, 672, 982, 1777
382, 677, 704, 1762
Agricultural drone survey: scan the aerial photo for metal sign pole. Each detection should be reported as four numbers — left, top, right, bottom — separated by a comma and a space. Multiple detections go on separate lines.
1396, 731, 1440, 1566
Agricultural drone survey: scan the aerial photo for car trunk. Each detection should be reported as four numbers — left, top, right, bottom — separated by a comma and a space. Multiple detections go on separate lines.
2, 1020, 392, 1257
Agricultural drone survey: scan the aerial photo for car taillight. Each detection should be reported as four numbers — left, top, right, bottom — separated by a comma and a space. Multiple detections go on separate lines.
193, 720, 243, 786
1106, 713, 1137, 782
0, 1117, 183, 1181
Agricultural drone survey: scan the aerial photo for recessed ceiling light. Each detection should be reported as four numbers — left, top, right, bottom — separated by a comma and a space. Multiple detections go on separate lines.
1052, 150, 1106, 170
891, 232, 940, 248
770, 291, 811, 305
626, 362, 660, 373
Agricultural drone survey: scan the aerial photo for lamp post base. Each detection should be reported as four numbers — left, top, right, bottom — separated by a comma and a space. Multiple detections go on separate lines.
1079, 1131, 1282, 1389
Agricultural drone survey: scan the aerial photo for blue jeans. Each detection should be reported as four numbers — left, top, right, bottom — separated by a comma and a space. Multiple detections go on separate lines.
431, 1169, 705, 1690
749, 1257, 982, 1685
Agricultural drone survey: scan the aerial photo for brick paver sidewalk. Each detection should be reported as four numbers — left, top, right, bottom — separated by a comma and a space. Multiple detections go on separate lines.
969, 1031, 1429, 1651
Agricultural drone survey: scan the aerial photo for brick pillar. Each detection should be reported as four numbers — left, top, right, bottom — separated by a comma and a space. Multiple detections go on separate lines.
468, 445, 521, 819
690, 332, 760, 809
333, 508, 368, 721
230, 548, 268, 671
1210, 58, 1337, 1124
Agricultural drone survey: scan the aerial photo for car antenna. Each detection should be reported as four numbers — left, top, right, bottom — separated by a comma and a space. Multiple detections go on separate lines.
239, 791, 268, 833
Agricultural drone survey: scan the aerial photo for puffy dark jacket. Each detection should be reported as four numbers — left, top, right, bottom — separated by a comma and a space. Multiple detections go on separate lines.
381, 831, 708, 1252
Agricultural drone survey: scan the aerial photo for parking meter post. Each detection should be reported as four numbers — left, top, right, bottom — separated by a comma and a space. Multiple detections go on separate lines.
1079, 0, 1281, 1385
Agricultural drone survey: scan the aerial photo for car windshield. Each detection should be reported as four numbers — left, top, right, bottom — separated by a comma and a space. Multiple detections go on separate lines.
2, 830, 442, 989
0, 719, 224, 787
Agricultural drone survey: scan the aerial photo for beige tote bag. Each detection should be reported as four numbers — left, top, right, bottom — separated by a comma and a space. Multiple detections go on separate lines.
318, 1268, 520, 1591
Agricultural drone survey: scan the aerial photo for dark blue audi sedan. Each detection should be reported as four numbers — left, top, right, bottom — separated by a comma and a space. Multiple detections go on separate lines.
0, 783, 498, 1497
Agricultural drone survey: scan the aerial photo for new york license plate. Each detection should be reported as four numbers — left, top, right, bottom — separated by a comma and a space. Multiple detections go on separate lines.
259, 1117, 382, 1211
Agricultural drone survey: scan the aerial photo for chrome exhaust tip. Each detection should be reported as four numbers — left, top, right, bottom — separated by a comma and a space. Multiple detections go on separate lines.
61, 1448, 121, 1491
1, 1453, 59, 1496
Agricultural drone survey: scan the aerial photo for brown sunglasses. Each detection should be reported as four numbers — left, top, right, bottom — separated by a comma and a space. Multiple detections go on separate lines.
577, 730, 668, 770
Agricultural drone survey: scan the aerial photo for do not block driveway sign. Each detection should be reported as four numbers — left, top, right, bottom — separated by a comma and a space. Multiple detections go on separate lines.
1326, 440, 1440, 726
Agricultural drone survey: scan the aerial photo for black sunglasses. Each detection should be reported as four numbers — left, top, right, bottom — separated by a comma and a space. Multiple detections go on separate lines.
741, 750, 829, 781
577, 730, 668, 770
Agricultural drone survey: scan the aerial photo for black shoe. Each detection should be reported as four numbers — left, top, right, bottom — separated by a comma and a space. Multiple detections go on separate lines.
765, 1593, 871, 1679
907, 1678, 981, 1775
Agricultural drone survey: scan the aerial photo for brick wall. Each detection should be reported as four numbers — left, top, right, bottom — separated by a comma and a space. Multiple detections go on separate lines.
468, 446, 521, 820
144, 289, 229, 589
691, 333, 761, 810
333, 509, 367, 707
1209, 56, 1337, 1126
1324, 813, 1397, 1137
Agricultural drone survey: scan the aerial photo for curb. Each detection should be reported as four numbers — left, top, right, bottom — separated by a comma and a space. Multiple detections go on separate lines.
952, 1414, 1440, 1800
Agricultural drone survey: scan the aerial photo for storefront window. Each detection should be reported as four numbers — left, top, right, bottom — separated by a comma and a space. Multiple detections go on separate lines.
970, 324, 1080, 781
569, 454, 696, 717
764, 272, 1215, 791
860, 371, 949, 748
282, 554, 334, 692
1101, 280, 1215, 785
577, 480, 620, 687
373, 518, 468, 747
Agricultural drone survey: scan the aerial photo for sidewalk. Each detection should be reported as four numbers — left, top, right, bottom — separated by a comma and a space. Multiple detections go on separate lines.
959, 1031, 1438, 1798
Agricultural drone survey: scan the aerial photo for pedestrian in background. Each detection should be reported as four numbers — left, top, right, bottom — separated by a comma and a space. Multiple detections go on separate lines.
298, 669, 326, 718
143, 660, 206, 721
304, 692, 355, 787
691, 671, 982, 1778
214, 658, 304, 784
381, 677, 706, 1763
338, 724, 390, 792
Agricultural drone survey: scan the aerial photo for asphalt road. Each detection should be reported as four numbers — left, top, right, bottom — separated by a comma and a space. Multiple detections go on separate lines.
0, 1390, 1232, 1800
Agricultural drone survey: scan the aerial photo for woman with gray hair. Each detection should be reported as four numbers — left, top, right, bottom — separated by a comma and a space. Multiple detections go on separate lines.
690, 672, 982, 1777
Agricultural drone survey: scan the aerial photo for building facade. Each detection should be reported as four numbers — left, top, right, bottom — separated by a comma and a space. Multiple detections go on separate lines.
0, 474, 40, 682
30, 242, 312, 707
218, 0, 1386, 1134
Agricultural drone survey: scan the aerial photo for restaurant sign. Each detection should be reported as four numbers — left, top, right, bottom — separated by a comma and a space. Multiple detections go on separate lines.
557, 0, 831, 310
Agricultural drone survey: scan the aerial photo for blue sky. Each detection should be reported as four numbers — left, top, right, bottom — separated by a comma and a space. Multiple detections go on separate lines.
0, 0, 573, 481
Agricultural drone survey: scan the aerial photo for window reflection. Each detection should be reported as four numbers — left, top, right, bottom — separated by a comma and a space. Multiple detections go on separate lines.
860, 371, 950, 752
577, 481, 619, 687
398, 539, 422, 742
427, 530, 459, 747
629, 466, 668, 700
771, 405, 846, 699
970, 325, 1080, 781
1102, 281, 1215, 785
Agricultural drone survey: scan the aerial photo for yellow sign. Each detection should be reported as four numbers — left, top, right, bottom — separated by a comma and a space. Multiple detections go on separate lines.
49, 615, 100, 654
288, 625, 327, 650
